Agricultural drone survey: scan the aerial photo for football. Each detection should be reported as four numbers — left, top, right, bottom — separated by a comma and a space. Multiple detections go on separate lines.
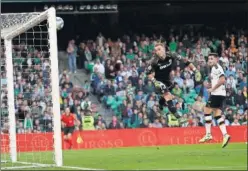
56, 17, 64, 30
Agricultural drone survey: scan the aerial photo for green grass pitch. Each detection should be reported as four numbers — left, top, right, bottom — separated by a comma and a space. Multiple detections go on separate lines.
2, 143, 247, 170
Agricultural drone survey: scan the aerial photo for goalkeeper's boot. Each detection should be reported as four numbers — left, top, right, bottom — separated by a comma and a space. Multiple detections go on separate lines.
199, 133, 213, 143
222, 134, 231, 148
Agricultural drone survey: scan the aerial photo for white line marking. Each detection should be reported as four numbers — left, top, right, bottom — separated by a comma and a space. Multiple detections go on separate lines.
2, 166, 44, 170
61, 164, 247, 171
169, 148, 247, 151
15, 161, 54, 167
151, 166, 247, 170
61, 166, 106, 170
1, 162, 55, 170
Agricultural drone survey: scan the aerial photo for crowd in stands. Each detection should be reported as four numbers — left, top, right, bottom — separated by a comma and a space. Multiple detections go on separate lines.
0, 41, 91, 133
0, 43, 53, 133
74, 29, 247, 129
1, 26, 247, 133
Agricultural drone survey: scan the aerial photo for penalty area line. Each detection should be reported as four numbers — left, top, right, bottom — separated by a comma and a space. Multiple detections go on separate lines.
151, 165, 247, 170
61, 165, 247, 170
61, 165, 106, 170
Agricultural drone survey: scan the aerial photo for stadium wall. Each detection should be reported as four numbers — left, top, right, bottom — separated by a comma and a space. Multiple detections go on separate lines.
1, 126, 247, 152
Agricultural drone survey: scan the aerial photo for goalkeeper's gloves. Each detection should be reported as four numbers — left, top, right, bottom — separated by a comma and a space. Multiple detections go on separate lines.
151, 78, 167, 93
146, 65, 154, 75
166, 52, 182, 60
192, 68, 200, 75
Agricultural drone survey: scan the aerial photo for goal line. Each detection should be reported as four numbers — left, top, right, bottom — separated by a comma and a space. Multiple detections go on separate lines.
1, 161, 105, 170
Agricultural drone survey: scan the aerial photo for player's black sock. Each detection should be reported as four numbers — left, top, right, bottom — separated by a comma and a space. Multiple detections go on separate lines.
166, 100, 180, 118
159, 97, 173, 110
159, 97, 180, 117
159, 96, 165, 110
166, 100, 175, 112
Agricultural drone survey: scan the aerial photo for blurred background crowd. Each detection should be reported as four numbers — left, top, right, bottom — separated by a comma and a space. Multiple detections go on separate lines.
0, 1, 247, 133
1, 26, 248, 133
67, 28, 247, 130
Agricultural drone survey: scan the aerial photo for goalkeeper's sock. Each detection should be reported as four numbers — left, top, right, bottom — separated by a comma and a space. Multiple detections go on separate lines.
68, 138, 72, 145
67, 138, 73, 149
204, 114, 212, 135
159, 97, 174, 111
167, 100, 176, 113
159, 96, 166, 110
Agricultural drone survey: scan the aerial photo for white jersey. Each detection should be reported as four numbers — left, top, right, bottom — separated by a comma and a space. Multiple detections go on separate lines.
210, 63, 226, 96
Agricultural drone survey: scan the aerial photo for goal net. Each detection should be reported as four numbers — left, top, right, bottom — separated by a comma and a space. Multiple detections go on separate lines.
0, 7, 62, 169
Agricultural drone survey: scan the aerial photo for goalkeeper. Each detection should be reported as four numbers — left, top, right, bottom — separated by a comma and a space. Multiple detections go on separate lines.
146, 42, 198, 115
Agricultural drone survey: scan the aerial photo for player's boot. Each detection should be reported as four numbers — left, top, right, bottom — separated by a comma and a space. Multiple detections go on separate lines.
222, 134, 231, 148
199, 134, 213, 143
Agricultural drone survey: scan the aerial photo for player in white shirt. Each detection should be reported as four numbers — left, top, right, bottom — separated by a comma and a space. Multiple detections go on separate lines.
199, 53, 231, 148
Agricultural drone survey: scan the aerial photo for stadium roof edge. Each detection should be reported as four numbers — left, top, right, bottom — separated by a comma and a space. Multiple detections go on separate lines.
1, 0, 110, 3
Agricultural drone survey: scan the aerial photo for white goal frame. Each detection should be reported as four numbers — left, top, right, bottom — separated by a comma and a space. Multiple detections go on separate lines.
1, 7, 63, 168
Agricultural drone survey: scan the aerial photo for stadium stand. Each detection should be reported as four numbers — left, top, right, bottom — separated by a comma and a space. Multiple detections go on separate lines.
1, 26, 247, 133
78, 28, 247, 129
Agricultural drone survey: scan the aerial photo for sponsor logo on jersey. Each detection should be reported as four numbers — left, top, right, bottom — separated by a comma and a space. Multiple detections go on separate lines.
159, 59, 172, 70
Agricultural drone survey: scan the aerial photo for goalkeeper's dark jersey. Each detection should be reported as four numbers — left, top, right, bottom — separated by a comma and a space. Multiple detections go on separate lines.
147, 52, 190, 91
153, 56, 175, 89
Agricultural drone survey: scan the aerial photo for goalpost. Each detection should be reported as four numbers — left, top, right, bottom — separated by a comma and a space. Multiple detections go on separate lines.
0, 7, 63, 169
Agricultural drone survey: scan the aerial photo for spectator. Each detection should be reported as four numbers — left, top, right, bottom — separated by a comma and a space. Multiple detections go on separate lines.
81, 97, 92, 112
93, 59, 105, 75
185, 73, 195, 89
24, 113, 33, 133
174, 71, 184, 88
231, 119, 241, 126
46, 123, 53, 132
83, 80, 91, 97
128, 108, 142, 128
144, 80, 155, 94
192, 96, 205, 115
195, 80, 209, 102
78, 43, 86, 69
225, 91, 235, 106
192, 117, 204, 127
94, 115, 107, 128
95, 121, 107, 130
140, 119, 150, 128
222, 115, 230, 126
226, 75, 237, 91
17, 122, 25, 134
84, 46, 92, 71
129, 71, 139, 87
225, 64, 236, 77
96, 32, 106, 47
167, 112, 179, 127
235, 89, 246, 105
67, 40, 77, 74
105, 65, 116, 79
169, 37, 177, 52
153, 117, 162, 128
201, 43, 211, 57
108, 116, 121, 129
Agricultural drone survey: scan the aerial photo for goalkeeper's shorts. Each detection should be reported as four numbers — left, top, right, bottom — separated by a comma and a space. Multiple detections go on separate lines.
154, 81, 174, 94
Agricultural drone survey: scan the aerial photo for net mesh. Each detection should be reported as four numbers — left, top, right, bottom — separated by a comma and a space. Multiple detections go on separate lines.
1, 12, 57, 169
1, 13, 40, 39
